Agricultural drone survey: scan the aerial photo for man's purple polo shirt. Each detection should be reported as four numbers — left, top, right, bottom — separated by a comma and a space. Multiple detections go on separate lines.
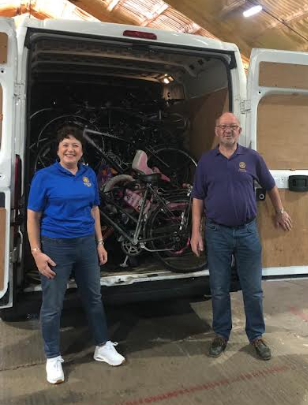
192, 145, 275, 226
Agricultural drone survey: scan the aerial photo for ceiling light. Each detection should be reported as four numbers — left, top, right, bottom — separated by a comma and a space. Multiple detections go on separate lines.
243, 5, 263, 17
163, 78, 170, 84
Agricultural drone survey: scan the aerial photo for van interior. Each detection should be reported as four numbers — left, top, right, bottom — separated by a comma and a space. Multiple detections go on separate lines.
23, 30, 233, 290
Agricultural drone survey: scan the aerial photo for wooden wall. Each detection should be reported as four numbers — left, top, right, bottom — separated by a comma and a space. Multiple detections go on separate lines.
171, 88, 229, 159
258, 190, 308, 267
257, 94, 308, 170
259, 62, 308, 90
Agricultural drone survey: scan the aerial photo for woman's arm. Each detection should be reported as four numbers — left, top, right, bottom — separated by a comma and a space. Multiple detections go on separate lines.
27, 209, 56, 279
91, 205, 108, 265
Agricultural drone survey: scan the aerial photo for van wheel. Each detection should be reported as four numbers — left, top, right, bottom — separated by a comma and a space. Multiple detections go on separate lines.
0, 307, 24, 322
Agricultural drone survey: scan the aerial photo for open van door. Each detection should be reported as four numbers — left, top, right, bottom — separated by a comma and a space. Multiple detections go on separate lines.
0, 18, 17, 303
247, 48, 308, 278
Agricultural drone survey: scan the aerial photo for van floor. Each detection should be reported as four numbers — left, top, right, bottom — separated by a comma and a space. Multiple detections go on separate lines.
1, 279, 308, 405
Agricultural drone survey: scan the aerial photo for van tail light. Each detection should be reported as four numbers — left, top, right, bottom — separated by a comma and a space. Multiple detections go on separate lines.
123, 30, 157, 40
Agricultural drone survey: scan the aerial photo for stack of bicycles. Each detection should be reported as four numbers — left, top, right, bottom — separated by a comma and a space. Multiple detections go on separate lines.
99, 150, 206, 273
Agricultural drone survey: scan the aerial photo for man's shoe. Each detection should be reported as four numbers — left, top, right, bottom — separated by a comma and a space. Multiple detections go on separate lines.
208, 335, 227, 358
251, 338, 271, 360
94, 341, 125, 366
46, 356, 64, 384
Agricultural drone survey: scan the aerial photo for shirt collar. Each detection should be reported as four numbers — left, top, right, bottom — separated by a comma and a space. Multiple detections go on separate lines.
54, 161, 86, 176
215, 144, 245, 156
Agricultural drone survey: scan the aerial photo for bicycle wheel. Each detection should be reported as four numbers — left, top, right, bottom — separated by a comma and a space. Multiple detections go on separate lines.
33, 138, 102, 173
147, 147, 197, 186
146, 198, 206, 273
34, 139, 58, 171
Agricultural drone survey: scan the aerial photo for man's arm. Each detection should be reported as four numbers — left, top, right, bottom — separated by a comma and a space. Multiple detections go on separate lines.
191, 198, 204, 256
267, 186, 292, 231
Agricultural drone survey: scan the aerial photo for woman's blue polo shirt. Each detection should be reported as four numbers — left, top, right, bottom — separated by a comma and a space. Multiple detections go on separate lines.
28, 162, 100, 238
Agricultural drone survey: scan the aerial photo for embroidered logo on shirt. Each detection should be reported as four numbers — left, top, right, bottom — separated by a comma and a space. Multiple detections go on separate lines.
83, 176, 92, 187
239, 162, 246, 172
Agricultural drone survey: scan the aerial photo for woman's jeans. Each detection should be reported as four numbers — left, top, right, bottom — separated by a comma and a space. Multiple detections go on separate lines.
205, 219, 264, 342
40, 234, 109, 358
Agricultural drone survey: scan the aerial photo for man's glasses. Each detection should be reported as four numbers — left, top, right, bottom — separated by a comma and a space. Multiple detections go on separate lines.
216, 124, 240, 131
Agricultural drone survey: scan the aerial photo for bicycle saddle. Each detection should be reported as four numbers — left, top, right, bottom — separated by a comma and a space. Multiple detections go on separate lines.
139, 173, 161, 184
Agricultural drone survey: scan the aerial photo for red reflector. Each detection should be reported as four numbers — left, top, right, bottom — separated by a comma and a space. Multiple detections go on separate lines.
123, 30, 157, 40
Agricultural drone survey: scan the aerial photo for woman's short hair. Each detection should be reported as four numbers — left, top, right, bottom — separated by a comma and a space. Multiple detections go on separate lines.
56, 125, 85, 148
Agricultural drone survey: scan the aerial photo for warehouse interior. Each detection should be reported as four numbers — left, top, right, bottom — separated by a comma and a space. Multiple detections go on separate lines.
1, 1, 308, 404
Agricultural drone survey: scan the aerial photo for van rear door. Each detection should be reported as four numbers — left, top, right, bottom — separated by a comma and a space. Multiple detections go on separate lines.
0, 18, 17, 302
247, 48, 308, 278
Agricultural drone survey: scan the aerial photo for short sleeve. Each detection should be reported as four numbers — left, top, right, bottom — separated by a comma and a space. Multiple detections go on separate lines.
89, 168, 100, 206
256, 153, 276, 190
191, 157, 207, 200
27, 171, 47, 212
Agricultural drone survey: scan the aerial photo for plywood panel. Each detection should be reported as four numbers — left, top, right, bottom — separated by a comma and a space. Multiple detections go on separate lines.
257, 190, 308, 268
257, 94, 308, 170
0, 85, 3, 147
259, 62, 308, 90
188, 88, 229, 159
0, 208, 6, 290
0, 33, 7, 64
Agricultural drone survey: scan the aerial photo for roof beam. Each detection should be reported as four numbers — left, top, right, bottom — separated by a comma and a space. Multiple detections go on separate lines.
140, 3, 169, 27
106, 0, 123, 12
220, 0, 246, 17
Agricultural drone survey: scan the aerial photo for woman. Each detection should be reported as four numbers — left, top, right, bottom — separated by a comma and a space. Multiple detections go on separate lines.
27, 125, 125, 385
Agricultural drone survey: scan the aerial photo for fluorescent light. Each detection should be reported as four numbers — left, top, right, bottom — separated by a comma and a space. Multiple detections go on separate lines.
243, 5, 263, 17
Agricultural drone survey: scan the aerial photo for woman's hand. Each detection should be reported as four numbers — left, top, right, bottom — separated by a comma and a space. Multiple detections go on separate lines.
97, 244, 108, 265
33, 251, 56, 279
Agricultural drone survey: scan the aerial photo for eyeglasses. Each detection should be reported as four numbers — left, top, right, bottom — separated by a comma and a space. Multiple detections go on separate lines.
216, 124, 240, 131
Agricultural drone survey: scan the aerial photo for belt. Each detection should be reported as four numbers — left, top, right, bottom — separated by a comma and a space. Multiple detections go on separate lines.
208, 217, 255, 228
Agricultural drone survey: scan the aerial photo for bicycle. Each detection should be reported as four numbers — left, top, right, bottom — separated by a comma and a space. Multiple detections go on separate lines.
100, 168, 206, 273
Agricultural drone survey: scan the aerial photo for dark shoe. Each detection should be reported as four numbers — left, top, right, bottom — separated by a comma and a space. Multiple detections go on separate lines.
251, 338, 271, 360
208, 335, 227, 358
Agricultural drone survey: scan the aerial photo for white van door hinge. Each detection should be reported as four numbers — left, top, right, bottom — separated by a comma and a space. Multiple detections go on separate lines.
240, 100, 251, 113
14, 83, 24, 97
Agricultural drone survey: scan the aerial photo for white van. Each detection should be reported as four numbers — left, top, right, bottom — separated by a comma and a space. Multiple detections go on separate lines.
0, 17, 307, 318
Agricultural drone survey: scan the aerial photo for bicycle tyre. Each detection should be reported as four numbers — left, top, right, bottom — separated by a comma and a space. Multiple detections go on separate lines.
146, 197, 206, 273
147, 146, 197, 186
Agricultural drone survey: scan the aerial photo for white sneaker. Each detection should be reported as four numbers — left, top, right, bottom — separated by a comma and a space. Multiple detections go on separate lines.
46, 356, 64, 384
94, 341, 125, 366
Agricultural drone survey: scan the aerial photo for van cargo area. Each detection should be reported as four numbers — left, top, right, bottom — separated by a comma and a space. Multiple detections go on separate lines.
22, 29, 233, 294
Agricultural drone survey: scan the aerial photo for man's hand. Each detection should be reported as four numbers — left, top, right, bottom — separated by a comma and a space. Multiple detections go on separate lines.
191, 233, 204, 257
33, 252, 56, 279
275, 211, 292, 231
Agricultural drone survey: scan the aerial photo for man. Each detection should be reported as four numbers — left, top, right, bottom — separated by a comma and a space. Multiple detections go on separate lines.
191, 112, 292, 360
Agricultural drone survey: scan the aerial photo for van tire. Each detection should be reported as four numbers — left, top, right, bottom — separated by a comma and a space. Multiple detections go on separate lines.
0, 307, 22, 322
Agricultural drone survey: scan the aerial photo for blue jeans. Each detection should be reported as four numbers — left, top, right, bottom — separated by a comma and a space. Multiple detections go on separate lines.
40, 234, 109, 358
205, 219, 264, 342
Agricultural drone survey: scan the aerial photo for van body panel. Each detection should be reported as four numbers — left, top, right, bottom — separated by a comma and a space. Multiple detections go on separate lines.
20, 17, 239, 53
247, 48, 308, 276
2, 18, 307, 310
0, 18, 17, 300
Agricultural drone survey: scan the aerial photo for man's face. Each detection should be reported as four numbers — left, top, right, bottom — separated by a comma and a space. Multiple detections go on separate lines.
215, 113, 242, 147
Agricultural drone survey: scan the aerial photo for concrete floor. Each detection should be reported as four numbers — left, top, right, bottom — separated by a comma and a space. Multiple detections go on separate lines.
1, 279, 308, 405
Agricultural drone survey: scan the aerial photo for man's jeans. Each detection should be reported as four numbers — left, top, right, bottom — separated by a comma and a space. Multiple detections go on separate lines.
205, 219, 264, 342
40, 234, 109, 358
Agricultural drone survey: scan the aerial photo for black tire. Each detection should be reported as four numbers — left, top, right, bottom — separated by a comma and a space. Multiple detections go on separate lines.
147, 147, 197, 186
146, 198, 206, 273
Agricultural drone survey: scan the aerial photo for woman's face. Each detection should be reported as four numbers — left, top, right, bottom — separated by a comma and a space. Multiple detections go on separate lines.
57, 135, 83, 167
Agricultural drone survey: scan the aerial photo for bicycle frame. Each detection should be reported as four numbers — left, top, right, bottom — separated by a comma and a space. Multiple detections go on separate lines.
100, 180, 191, 251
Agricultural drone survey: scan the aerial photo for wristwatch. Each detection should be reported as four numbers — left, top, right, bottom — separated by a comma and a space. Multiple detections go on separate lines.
276, 208, 285, 214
